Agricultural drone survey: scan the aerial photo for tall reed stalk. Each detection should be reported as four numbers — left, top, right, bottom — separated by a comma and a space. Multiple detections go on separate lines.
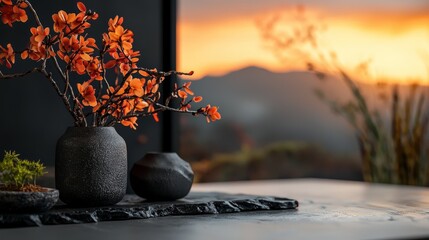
315, 71, 429, 185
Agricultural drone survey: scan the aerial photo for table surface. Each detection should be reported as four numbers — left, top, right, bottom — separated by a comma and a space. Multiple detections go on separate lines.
2, 178, 429, 240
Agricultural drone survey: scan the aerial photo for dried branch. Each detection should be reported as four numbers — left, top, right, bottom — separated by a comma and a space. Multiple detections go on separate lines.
52, 55, 66, 81
0, 68, 39, 79
38, 68, 80, 124
1, 0, 215, 129
23, 0, 43, 28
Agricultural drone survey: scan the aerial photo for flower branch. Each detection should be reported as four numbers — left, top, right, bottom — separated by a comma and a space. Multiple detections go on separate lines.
0, 0, 221, 129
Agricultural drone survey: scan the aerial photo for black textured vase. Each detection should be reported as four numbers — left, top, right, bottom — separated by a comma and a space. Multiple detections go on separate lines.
130, 152, 194, 201
55, 127, 127, 207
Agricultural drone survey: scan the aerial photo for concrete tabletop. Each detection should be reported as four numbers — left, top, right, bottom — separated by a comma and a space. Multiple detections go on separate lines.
2, 178, 429, 240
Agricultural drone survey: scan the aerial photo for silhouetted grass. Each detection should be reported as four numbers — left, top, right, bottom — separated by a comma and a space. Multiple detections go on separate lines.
313, 70, 429, 185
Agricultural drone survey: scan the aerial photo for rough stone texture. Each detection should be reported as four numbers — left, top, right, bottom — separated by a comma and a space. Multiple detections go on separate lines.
55, 127, 127, 207
0, 192, 298, 228
130, 152, 194, 200
0, 188, 59, 213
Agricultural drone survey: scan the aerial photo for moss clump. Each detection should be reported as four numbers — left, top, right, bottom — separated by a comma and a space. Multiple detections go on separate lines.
0, 151, 46, 189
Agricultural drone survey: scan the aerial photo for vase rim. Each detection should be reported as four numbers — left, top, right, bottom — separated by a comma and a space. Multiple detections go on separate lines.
64, 126, 119, 134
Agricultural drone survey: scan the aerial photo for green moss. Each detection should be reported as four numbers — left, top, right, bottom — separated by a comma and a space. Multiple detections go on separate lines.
0, 151, 46, 187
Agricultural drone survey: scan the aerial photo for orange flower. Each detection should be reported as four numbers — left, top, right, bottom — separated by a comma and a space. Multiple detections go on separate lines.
203, 105, 221, 123
129, 78, 144, 97
177, 89, 187, 99
152, 113, 159, 122
108, 24, 124, 42
77, 36, 96, 59
106, 16, 135, 52
52, 10, 73, 33
0, 0, 13, 5
104, 59, 116, 69
183, 82, 194, 95
76, 2, 86, 12
193, 96, 203, 103
119, 62, 131, 76
58, 35, 79, 53
0, 2, 28, 27
76, 2, 98, 21
57, 35, 98, 76
109, 80, 129, 96
59, 36, 86, 56
147, 104, 159, 122
116, 50, 139, 75
106, 17, 134, 52
134, 99, 149, 111
30, 26, 49, 47
107, 16, 123, 32
86, 56, 103, 80
92, 94, 110, 113
102, 16, 138, 76
52, 2, 97, 34
180, 104, 191, 111
121, 117, 138, 130
0, 43, 15, 68
145, 78, 159, 94
121, 99, 134, 116
22, 26, 53, 61
77, 81, 97, 107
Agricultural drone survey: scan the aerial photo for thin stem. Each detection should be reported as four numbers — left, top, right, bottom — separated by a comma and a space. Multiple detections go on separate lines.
152, 101, 199, 115
92, 112, 97, 127
95, 48, 108, 125
100, 47, 110, 90
98, 68, 192, 113
51, 55, 66, 80
97, 67, 194, 126
0, 68, 38, 79
38, 67, 79, 123
63, 68, 70, 94
23, 0, 86, 126
107, 101, 202, 127
23, 0, 43, 28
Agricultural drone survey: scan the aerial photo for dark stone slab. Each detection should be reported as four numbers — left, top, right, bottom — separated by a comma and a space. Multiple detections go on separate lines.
0, 192, 298, 228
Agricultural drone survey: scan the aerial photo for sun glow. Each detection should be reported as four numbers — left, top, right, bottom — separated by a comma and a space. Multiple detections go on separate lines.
178, 5, 429, 84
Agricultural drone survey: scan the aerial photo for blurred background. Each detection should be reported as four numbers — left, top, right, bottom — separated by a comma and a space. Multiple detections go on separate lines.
177, 0, 429, 184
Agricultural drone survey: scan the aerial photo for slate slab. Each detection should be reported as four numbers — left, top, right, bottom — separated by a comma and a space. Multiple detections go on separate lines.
0, 192, 298, 228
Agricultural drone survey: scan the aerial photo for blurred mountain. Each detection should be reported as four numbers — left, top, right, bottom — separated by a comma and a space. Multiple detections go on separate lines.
181, 66, 394, 160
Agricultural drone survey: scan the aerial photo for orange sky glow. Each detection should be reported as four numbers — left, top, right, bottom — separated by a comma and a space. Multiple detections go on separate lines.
178, 3, 429, 84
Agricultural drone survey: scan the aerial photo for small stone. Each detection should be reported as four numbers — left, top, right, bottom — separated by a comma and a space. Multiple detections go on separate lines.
130, 152, 194, 201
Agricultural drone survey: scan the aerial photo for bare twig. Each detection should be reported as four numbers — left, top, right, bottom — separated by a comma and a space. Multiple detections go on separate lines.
0, 68, 39, 79
23, 0, 43, 28
52, 55, 67, 82
106, 101, 202, 127
38, 68, 79, 123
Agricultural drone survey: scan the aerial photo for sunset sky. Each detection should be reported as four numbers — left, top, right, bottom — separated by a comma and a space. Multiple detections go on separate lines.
178, 0, 429, 84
